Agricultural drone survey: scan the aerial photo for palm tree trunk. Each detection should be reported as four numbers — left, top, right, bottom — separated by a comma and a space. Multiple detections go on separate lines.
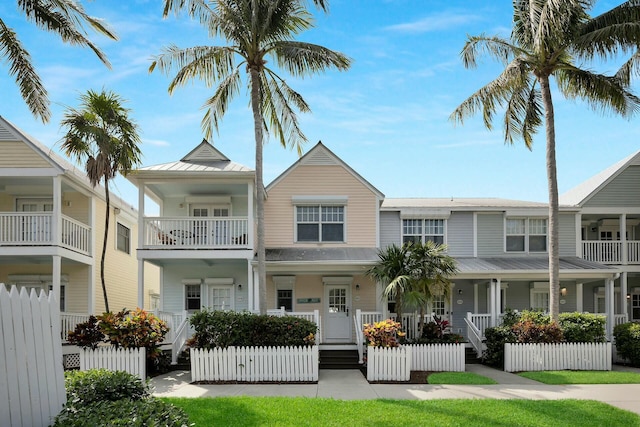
540, 74, 559, 322
250, 67, 267, 314
101, 180, 111, 313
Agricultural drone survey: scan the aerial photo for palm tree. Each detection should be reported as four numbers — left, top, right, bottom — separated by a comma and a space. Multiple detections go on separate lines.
450, 0, 640, 321
151, 0, 351, 314
1, 0, 116, 122
60, 90, 142, 313
367, 244, 412, 325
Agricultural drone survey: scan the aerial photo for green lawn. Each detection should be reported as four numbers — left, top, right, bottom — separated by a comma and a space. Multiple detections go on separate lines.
163, 397, 640, 427
518, 370, 640, 384
427, 372, 497, 385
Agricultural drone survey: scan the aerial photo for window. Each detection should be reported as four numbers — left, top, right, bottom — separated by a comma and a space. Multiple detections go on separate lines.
402, 219, 444, 245
185, 284, 201, 311
506, 218, 547, 252
296, 205, 344, 242
432, 294, 446, 317
277, 289, 293, 312
530, 283, 549, 311
117, 223, 130, 254
209, 286, 233, 311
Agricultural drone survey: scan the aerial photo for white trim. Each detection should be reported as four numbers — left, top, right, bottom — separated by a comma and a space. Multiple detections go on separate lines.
181, 278, 202, 285
399, 209, 451, 219
291, 195, 348, 205
185, 196, 232, 204
204, 277, 234, 285
272, 275, 295, 288
322, 276, 353, 285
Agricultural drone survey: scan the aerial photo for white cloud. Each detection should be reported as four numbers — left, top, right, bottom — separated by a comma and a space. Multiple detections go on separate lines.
385, 12, 482, 34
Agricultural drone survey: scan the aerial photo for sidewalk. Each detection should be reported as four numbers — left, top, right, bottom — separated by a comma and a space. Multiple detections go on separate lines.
151, 366, 640, 416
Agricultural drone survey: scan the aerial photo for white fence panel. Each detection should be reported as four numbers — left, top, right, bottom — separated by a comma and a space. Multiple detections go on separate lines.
504, 343, 611, 372
367, 346, 411, 382
80, 347, 146, 379
191, 346, 319, 382
0, 285, 65, 427
410, 343, 465, 372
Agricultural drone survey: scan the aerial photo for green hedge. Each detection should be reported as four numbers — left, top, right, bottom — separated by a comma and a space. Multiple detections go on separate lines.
614, 321, 640, 366
559, 312, 606, 343
188, 310, 317, 349
64, 369, 149, 407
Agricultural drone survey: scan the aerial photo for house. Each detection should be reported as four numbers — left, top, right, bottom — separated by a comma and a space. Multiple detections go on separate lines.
129, 138, 634, 360
0, 116, 159, 343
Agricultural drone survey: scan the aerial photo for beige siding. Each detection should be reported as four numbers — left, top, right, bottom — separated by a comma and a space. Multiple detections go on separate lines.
265, 165, 378, 247
0, 141, 51, 168
61, 191, 90, 224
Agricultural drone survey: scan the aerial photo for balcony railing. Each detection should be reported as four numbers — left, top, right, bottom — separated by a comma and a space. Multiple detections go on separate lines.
582, 241, 640, 264
0, 212, 91, 255
144, 217, 249, 249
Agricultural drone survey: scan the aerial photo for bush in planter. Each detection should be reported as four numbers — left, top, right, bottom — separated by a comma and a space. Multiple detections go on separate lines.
614, 322, 640, 366
363, 319, 405, 347
64, 369, 150, 407
559, 312, 606, 343
187, 310, 317, 348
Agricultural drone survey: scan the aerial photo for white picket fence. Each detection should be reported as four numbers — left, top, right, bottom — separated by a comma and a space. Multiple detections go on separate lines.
504, 342, 612, 372
409, 343, 465, 372
0, 285, 66, 427
80, 347, 146, 379
366, 346, 412, 382
191, 346, 319, 382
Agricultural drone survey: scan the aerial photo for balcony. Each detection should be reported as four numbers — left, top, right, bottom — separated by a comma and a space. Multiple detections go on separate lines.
582, 241, 640, 264
0, 212, 91, 255
143, 217, 250, 249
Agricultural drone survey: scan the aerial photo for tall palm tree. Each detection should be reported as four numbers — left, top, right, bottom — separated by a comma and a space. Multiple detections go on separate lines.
151, 0, 351, 314
450, 0, 640, 321
1, 0, 116, 122
367, 244, 412, 325
60, 90, 142, 313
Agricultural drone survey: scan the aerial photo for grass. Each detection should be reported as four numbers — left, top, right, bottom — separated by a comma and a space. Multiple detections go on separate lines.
427, 372, 497, 385
163, 397, 640, 426
518, 370, 640, 385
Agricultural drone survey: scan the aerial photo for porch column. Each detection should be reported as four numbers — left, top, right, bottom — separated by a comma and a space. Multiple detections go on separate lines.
52, 255, 61, 311
605, 277, 615, 340
576, 283, 583, 313
137, 260, 145, 308
53, 175, 61, 245
473, 283, 479, 314
376, 279, 385, 316
621, 214, 627, 265
138, 182, 145, 249
489, 279, 497, 327
247, 181, 254, 248
247, 261, 254, 312
621, 272, 628, 318
495, 278, 502, 322
253, 268, 259, 312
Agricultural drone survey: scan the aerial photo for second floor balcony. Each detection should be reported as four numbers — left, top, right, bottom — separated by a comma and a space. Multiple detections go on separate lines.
582, 240, 640, 265
143, 216, 250, 249
0, 212, 91, 255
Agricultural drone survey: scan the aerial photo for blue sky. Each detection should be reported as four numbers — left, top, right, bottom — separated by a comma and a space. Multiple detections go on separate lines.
1, 0, 639, 212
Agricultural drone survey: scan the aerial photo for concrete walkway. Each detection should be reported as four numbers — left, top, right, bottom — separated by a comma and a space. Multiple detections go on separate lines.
151, 365, 640, 416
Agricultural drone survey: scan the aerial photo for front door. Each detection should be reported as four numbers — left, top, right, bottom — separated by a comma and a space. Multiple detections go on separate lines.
324, 284, 351, 342
17, 198, 53, 242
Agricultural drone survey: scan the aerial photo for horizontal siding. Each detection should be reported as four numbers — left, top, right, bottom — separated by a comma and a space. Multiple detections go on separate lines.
380, 211, 401, 248
265, 165, 378, 247
476, 213, 504, 256
585, 166, 640, 207
0, 141, 51, 168
559, 213, 577, 256
447, 212, 474, 257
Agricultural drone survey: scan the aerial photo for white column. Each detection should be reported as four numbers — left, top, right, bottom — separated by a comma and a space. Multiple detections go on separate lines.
489, 279, 497, 327
621, 272, 628, 318
253, 268, 259, 312
621, 214, 627, 265
138, 182, 145, 249
473, 283, 479, 314
576, 282, 583, 312
53, 176, 61, 245
52, 255, 61, 311
247, 261, 254, 312
247, 181, 254, 248
495, 278, 502, 322
137, 260, 145, 308
605, 277, 615, 340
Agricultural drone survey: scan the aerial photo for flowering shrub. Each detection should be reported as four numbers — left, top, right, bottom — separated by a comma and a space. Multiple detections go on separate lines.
363, 319, 405, 347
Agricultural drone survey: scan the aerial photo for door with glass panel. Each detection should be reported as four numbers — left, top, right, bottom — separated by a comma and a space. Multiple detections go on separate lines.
324, 284, 351, 342
209, 286, 234, 311
17, 199, 53, 243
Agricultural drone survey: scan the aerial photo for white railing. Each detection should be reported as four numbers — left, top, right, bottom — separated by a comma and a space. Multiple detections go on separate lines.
465, 313, 484, 357
614, 313, 628, 326
0, 212, 52, 244
152, 310, 185, 344
628, 241, 640, 264
61, 215, 91, 255
191, 346, 319, 382
80, 347, 146, 379
171, 315, 191, 365
366, 346, 411, 382
357, 311, 437, 341
360, 311, 384, 326
468, 313, 492, 337
354, 309, 364, 363
60, 312, 91, 342
410, 343, 465, 372
144, 217, 249, 248
504, 342, 611, 372
582, 241, 623, 264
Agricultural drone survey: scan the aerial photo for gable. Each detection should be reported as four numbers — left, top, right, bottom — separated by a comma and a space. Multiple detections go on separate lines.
181, 140, 229, 162
0, 121, 54, 168
583, 165, 640, 208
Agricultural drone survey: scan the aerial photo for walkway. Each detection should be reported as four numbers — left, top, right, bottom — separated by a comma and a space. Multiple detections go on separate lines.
151, 365, 640, 416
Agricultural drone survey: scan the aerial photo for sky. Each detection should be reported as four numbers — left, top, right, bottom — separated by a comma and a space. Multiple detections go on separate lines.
1, 0, 639, 214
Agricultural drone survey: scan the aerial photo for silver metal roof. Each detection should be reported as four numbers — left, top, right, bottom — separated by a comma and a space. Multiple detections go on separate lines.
381, 198, 547, 210
136, 159, 252, 173
266, 247, 379, 263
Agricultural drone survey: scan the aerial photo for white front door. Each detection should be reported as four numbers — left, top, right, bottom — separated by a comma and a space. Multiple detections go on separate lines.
324, 284, 351, 342
17, 198, 53, 242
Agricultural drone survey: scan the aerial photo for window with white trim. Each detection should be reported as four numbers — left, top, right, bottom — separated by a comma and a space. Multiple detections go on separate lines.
402, 219, 445, 245
506, 218, 547, 252
116, 223, 130, 254
209, 286, 233, 311
185, 284, 201, 311
296, 205, 344, 242
530, 283, 549, 311
277, 289, 293, 312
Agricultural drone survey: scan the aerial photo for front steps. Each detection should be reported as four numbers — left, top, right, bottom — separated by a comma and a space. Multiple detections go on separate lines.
319, 349, 361, 370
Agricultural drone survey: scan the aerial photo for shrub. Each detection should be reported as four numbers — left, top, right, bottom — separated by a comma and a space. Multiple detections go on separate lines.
614, 322, 640, 366
518, 310, 551, 325
53, 398, 191, 427
408, 333, 464, 345
67, 315, 104, 349
188, 310, 317, 349
64, 369, 149, 407
363, 319, 405, 347
511, 320, 564, 343
482, 326, 516, 368
559, 312, 606, 343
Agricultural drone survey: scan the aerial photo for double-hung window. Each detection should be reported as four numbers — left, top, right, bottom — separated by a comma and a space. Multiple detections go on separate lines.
402, 219, 445, 245
184, 284, 201, 311
506, 218, 547, 253
296, 205, 344, 242
116, 223, 130, 254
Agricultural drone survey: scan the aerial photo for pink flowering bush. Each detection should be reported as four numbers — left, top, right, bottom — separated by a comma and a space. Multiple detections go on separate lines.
363, 319, 406, 347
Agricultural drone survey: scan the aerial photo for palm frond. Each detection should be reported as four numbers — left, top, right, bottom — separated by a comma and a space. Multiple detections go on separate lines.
200, 69, 242, 140
616, 50, 640, 85
272, 41, 351, 76
576, 1, 640, 59
0, 20, 49, 122
161, 0, 214, 25
460, 35, 520, 68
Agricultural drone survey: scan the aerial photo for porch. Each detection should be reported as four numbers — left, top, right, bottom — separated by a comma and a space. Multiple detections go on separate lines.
143, 217, 250, 249
579, 214, 640, 265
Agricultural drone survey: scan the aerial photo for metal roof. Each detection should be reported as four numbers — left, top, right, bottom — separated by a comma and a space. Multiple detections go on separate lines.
382, 198, 547, 210
266, 247, 379, 263
136, 159, 252, 173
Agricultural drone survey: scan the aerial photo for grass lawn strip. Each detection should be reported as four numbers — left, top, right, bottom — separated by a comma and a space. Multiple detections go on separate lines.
427, 372, 497, 385
163, 397, 640, 427
518, 370, 640, 384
